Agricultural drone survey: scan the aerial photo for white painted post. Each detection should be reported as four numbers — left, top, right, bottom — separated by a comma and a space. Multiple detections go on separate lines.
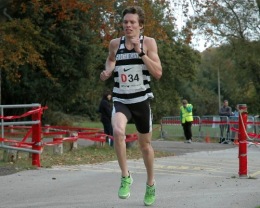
53, 135, 63, 155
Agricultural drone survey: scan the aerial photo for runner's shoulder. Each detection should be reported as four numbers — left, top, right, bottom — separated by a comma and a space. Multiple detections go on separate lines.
110, 38, 121, 48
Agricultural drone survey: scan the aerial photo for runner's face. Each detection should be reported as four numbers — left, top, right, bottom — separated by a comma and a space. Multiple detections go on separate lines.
123, 13, 142, 37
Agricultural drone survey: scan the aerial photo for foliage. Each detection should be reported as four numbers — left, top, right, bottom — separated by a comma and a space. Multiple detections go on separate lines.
193, 40, 260, 115
0, 18, 52, 79
1, 0, 259, 122
175, 0, 260, 114
186, 0, 260, 47
152, 41, 200, 119
219, 40, 260, 112
1, 0, 107, 116
0, 0, 201, 123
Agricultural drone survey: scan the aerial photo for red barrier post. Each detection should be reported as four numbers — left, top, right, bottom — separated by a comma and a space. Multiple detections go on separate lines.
238, 104, 248, 178
31, 106, 42, 167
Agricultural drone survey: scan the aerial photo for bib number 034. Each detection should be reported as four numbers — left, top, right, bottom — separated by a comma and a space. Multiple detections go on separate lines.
118, 65, 144, 90
121, 73, 139, 82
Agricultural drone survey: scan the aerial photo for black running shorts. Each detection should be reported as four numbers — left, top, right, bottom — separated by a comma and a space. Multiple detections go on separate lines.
112, 100, 152, 134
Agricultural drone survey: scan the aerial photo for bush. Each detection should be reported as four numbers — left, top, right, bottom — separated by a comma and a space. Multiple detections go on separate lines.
42, 110, 74, 126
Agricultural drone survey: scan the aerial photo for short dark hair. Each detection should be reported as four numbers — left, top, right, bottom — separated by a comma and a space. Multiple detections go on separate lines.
103, 89, 111, 98
182, 99, 188, 104
122, 6, 145, 26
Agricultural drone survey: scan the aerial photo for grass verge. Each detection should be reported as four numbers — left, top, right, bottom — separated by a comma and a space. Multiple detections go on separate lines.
0, 141, 175, 174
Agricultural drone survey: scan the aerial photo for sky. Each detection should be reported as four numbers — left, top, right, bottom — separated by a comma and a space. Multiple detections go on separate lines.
171, 0, 208, 52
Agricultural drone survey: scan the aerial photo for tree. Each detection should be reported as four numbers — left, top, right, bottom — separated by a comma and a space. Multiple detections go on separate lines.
1, 0, 106, 115
257, 0, 260, 15
0, 0, 201, 122
186, 0, 260, 46
179, 0, 260, 114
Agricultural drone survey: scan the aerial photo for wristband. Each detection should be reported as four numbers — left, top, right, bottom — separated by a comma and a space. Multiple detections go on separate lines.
138, 51, 145, 57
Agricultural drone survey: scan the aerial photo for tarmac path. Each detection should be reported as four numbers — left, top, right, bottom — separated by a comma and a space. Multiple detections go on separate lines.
0, 141, 259, 208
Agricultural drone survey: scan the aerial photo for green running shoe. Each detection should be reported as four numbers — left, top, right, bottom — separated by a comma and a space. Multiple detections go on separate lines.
144, 183, 156, 206
118, 173, 133, 199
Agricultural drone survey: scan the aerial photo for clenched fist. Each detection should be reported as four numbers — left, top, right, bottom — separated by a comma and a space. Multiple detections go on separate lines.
100, 70, 112, 81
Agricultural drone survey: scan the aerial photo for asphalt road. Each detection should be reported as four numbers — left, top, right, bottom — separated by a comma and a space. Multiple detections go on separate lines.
0, 141, 260, 208
152, 140, 236, 156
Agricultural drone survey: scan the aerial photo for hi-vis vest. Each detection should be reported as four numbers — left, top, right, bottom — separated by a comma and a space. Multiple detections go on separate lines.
180, 104, 193, 123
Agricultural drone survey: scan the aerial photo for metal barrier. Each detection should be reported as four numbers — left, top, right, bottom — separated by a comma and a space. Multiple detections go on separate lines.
160, 115, 260, 143
229, 116, 238, 141
254, 116, 260, 136
160, 116, 201, 140
0, 104, 43, 166
200, 116, 229, 143
190, 116, 201, 141
160, 116, 181, 138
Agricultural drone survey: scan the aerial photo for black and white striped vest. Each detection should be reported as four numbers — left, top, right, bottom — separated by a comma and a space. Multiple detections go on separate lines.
113, 36, 154, 104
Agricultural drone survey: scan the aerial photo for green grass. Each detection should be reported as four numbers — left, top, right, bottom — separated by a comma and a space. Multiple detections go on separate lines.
74, 121, 162, 140
0, 141, 175, 171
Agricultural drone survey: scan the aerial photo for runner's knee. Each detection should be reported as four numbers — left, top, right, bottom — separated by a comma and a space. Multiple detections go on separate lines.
113, 125, 125, 139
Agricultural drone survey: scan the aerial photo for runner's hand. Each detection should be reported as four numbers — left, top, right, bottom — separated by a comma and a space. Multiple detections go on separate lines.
131, 37, 142, 54
100, 70, 112, 81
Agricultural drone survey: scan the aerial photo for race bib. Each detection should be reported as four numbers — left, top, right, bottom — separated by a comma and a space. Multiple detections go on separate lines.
118, 65, 144, 90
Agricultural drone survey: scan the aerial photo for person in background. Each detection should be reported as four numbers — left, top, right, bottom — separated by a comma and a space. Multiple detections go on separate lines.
180, 99, 193, 143
98, 90, 113, 146
99, 6, 162, 206
233, 104, 239, 117
219, 100, 233, 143
233, 105, 257, 142
230, 104, 239, 141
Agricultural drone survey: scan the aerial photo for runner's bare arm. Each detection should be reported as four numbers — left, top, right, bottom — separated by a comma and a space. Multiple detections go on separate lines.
141, 37, 162, 80
100, 39, 119, 81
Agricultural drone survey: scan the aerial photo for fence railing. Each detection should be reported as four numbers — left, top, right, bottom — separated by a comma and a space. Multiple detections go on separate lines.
0, 104, 45, 167
0, 104, 139, 167
160, 115, 260, 143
